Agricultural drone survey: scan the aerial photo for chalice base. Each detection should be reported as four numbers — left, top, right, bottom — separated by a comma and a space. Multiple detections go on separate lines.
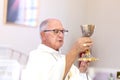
78, 57, 98, 62
78, 50, 98, 62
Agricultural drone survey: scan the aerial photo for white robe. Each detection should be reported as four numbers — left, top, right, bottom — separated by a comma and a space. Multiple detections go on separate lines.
65, 66, 92, 80
21, 44, 81, 80
79, 72, 92, 80
65, 65, 81, 80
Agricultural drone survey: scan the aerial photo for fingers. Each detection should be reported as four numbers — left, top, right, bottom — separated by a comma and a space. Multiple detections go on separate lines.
77, 37, 93, 52
82, 37, 93, 47
70, 37, 93, 55
83, 43, 93, 48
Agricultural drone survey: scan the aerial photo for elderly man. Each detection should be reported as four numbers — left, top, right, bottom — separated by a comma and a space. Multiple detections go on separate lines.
21, 18, 93, 80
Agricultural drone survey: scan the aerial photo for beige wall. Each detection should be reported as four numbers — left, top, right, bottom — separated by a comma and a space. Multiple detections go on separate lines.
87, 0, 120, 69
1, 0, 120, 69
0, 1, 86, 56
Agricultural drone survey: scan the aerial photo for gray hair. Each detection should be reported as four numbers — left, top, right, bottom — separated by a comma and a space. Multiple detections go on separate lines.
39, 19, 49, 32
39, 18, 61, 32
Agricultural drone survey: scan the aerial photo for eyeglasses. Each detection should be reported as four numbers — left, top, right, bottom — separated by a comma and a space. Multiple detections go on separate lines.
43, 29, 68, 34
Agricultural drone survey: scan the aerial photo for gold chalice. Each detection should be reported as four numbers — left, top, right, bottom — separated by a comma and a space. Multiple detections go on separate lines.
78, 24, 98, 62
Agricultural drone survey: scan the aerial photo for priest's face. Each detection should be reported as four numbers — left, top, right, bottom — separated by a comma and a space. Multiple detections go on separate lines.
79, 61, 90, 73
41, 19, 67, 51
79, 54, 90, 73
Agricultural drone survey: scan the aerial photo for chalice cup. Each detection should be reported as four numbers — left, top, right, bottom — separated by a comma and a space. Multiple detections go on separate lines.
78, 24, 98, 62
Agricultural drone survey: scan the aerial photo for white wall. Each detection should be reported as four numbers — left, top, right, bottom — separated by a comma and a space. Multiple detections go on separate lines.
1, 0, 120, 69
87, 0, 120, 69
0, 1, 41, 54
0, 0, 86, 55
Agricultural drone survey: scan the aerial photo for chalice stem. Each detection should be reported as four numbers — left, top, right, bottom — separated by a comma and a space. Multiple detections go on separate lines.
85, 50, 90, 56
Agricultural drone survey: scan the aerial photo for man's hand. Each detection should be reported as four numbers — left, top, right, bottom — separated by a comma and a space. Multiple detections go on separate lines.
72, 37, 93, 54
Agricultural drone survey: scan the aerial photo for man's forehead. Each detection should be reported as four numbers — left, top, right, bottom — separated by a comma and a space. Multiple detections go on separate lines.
48, 20, 62, 25
47, 21, 63, 29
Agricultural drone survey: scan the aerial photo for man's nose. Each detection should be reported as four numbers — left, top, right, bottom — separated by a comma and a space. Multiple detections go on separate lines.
58, 31, 64, 37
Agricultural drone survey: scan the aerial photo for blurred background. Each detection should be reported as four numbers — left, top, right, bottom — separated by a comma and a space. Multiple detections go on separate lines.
0, 0, 120, 80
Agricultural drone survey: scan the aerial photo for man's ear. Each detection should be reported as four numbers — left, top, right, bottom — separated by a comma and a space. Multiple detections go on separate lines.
40, 32, 44, 37
40, 32, 46, 41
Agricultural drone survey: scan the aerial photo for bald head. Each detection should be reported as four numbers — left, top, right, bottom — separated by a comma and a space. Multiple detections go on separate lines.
39, 18, 62, 32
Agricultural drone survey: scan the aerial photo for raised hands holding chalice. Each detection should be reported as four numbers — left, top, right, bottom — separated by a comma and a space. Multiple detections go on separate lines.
78, 24, 98, 62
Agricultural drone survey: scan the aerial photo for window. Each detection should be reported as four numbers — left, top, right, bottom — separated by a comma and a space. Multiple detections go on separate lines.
4, 0, 40, 27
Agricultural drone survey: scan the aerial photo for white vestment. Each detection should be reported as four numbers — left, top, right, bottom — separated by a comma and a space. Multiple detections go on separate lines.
65, 66, 92, 80
79, 72, 92, 80
21, 44, 81, 80
65, 65, 81, 80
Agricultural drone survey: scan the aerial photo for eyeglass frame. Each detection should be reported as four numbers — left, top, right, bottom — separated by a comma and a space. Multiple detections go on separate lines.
43, 29, 68, 34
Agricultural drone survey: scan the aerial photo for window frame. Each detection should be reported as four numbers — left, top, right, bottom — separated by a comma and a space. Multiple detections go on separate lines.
3, 0, 40, 27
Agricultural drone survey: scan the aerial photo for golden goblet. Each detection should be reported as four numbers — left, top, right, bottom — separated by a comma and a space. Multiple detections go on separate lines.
78, 24, 98, 62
